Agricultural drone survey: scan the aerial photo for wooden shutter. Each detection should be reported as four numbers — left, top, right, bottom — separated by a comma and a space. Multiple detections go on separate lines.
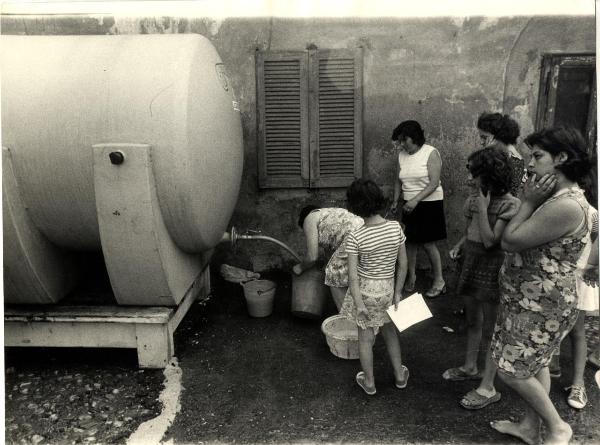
310, 48, 363, 188
256, 51, 309, 188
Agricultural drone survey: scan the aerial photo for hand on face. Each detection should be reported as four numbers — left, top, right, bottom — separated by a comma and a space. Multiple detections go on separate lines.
522, 173, 557, 206
476, 187, 491, 209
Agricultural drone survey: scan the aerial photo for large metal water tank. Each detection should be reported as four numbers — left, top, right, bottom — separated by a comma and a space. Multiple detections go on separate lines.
2, 34, 243, 305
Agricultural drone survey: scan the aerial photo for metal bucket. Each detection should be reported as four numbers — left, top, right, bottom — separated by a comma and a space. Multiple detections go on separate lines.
291, 268, 330, 319
241, 279, 276, 318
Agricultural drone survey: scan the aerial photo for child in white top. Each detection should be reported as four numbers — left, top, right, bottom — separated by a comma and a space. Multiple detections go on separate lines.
339, 179, 409, 395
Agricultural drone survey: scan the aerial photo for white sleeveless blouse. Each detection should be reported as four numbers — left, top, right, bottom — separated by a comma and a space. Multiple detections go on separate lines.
398, 144, 444, 201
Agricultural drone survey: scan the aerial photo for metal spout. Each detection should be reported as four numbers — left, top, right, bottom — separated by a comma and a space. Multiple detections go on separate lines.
221, 226, 302, 262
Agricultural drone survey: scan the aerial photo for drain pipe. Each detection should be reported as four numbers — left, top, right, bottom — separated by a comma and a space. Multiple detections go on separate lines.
221, 227, 302, 263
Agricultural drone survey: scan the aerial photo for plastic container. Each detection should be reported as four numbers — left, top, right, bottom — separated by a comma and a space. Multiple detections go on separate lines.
241, 280, 276, 317
291, 268, 330, 319
321, 315, 359, 359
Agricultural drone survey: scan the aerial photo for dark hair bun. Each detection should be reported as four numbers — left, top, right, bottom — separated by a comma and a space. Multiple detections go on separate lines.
477, 112, 520, 145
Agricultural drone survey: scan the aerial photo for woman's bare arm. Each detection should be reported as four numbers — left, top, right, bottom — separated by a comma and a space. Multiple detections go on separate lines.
501, 199, 582, 252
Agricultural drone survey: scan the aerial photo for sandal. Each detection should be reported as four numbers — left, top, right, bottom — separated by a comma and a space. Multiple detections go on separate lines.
460, 389, 501, 410
356, 371, 376, 395
442, 367, 481, 381
425, 284, 446, 298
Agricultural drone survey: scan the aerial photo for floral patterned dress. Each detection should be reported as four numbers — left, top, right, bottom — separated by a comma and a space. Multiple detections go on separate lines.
491, 187, 592, 378
315, 208, 364, 287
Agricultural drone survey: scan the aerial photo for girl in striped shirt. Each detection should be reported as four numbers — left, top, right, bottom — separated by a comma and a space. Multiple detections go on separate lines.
339, 179, 409, 395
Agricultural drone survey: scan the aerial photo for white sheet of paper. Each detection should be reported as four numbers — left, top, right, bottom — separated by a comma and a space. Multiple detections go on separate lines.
386, 293, 433, 332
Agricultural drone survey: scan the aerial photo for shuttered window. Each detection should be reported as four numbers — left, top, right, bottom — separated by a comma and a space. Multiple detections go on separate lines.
257, 48, 363, 188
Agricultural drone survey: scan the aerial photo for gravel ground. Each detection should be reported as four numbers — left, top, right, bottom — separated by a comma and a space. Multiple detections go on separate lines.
4, 348, 164, 445
4, 269, 600, 444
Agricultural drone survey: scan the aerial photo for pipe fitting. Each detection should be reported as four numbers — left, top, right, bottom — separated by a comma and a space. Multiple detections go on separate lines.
220, 226, 238, 246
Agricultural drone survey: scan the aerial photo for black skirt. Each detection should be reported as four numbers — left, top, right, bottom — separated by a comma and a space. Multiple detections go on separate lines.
401, 199, 447, 243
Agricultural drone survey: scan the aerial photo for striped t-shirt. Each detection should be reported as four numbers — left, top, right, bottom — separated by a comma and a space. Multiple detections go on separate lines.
345, 220, 406, 279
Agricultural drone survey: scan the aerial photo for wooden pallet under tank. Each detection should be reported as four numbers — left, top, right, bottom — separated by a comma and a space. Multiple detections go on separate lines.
4, 266, 210, 369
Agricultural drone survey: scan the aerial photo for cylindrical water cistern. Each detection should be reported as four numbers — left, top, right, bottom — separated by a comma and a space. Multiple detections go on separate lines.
2, 34, 243, 305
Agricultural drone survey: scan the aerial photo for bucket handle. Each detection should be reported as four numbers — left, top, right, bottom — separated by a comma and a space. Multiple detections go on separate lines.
239, 279, 276, 295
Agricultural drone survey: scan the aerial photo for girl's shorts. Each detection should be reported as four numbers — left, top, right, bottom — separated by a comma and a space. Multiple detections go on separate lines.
339, 277, 394, 334
456, 240, 504, 303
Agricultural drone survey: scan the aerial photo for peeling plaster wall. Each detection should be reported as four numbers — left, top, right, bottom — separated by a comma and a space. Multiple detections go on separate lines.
503, 16, 596, 138
1, 15, 594, 273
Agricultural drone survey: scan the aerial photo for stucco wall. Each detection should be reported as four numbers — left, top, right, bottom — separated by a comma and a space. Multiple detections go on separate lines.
1, 15, 595, 273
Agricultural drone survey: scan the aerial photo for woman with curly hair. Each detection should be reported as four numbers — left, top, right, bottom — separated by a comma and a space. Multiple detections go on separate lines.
477, 112, 526, 197
339, 179, 409, 395
442, 147, 520, 411
490, 127, 594, 445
